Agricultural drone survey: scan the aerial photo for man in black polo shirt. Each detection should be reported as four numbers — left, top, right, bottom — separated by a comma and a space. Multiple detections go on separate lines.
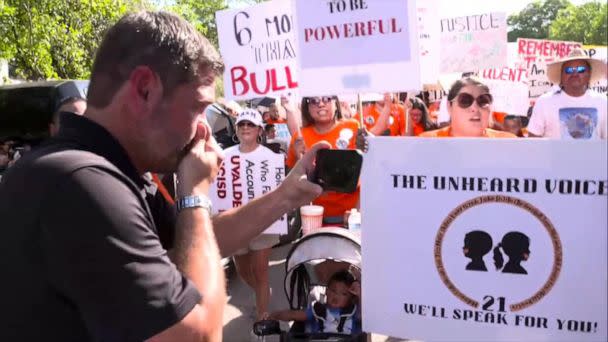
0, 11, 325, 341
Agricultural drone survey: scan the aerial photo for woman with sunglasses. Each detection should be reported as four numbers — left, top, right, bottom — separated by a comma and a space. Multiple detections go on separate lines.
420, 78, 516, 138
229, 109, 280, 321
286, 95, 360, 226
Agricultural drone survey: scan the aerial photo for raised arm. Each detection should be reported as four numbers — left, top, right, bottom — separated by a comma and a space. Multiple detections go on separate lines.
213, 141, 330, 256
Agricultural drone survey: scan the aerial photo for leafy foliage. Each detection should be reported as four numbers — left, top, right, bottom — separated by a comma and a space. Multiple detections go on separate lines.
549, 1, 608, 45
0, 0, 149, 80
507, 0, 571, 42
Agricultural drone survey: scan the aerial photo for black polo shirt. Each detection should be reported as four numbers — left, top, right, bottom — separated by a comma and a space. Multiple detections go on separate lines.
0, 113, 200, 341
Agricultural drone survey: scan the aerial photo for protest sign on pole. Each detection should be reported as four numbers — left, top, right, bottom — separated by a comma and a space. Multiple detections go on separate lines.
209, 145, 287, 234
361, 138, 607, 341
216, 0, 298, 100
583, 45, 608, 95
417, 0, 440, 86
440, 12, 507, 73
517, 38, 583, 98
294, 0, 420, 96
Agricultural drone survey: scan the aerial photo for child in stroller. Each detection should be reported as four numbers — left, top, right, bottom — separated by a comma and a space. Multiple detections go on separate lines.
253, 227, 366, 341
269, 270, 362, 334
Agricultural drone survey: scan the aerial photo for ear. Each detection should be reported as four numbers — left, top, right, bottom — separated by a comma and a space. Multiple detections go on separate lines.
126, 66, 164, 118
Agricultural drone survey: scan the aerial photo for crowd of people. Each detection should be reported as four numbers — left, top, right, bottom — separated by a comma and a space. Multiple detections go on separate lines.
0, 8, 606, 342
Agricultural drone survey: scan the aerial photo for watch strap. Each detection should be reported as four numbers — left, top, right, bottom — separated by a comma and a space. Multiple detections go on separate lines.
176, 195, 213, 214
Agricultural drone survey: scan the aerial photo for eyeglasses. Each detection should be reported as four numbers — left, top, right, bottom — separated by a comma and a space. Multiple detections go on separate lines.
237, 121, 258, 128
451, 93, 493, 109
564, 65, 588, 74
306, 96, 334, 106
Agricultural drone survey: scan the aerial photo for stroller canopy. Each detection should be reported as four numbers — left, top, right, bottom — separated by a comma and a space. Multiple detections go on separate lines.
284, 228, 361, 310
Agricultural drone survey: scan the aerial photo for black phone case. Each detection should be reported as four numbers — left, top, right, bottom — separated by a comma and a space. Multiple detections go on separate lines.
313, 149, 363, 193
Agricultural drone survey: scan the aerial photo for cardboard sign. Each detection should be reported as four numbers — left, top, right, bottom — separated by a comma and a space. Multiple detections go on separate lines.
361, 138, 607, 340
210, 145, 287, 234
517, 38, 583, 98
477, 67, 529, 115
583, 45, 608, 95
440, 12, 507, 73
216, 1, 298, 100
294, 0, 421, 95
417, 0, 441, 85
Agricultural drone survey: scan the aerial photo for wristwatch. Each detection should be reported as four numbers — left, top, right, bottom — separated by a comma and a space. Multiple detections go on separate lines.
176, 195, 213, 214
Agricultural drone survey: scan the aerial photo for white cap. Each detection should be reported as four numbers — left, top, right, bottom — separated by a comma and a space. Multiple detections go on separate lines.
236, 108, 264, 127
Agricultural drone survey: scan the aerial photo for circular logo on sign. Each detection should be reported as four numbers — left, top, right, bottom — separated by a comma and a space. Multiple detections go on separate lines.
434, 195, 562, 312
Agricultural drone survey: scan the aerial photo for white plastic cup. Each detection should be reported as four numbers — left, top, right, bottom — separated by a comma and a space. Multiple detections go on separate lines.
300, 205, 324, 235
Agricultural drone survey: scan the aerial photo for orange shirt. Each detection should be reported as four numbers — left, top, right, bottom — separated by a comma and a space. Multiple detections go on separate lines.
413, 122, 426, 136
419, 127, 517, 138
355, 103, 406, 136
286, 119, 360, 219
266, 117, 286, 125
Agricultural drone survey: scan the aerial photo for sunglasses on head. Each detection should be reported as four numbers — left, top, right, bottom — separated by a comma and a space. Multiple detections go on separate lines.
237, 121, 258, 128
451, 93, 493, 109
306, 96, 334, 106
564, 65, 588, 74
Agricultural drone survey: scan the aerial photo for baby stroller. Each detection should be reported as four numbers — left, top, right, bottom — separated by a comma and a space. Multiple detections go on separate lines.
254, 227, 367, 341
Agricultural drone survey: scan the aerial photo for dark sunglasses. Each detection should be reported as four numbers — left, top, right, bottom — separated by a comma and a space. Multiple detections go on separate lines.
306, 96, 334, 106
237, 121, 258, 128
564, 65, 587, 74
451, 93, 493, 109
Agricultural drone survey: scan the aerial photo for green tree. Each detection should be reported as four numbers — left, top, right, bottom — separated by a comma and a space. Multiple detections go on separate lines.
167, 0, 227, 48
549, 1, 608, 45
0, 0, 147, 81
507, 0, 571, 42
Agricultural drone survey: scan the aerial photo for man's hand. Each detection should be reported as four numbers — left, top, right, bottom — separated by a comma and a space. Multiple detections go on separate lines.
278, 141, 330, 210
355, 128, 369, 153
176, 120, 224, 197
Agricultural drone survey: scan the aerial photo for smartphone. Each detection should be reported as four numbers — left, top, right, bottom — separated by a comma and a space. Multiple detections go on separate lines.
312, 149, 363, 193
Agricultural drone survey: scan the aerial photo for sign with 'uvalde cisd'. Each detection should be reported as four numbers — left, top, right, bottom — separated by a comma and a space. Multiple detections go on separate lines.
216, 0, 298, 100
209, 145, 286, 235
361, 138, 607, 341
294, 0, 420, 95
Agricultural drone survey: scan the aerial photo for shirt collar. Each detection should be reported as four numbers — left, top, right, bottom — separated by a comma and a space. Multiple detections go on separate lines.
55, 112, 146, 188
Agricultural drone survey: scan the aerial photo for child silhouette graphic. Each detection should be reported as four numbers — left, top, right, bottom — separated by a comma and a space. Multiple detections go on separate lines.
463, 230, 493, 271
493, 231, 531, 275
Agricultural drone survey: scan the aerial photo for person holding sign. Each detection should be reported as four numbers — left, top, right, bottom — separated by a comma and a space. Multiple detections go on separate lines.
527, 48, 607, 139
229, 108, 279, 321
420, 78, 516, 138
356, 93, 406, 136
0, 11, 330, 341
286, 96, 361, 225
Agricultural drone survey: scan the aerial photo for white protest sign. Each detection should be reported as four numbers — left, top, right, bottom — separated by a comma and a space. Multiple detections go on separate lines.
417, 0, 441, 85
584, 45, 608, 95
294, 0, 420, 95
361, 138, 607, 341
477, 67, 529, 115
517, 38, 583, 98
440, 12, 507, 73
216, 1, 298, 100
210, 145, 286, 234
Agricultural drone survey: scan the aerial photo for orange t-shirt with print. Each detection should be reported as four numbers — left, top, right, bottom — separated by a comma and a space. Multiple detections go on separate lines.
354, 103, 405, 136
286, 119, 360, 220
419, 127, 517, 138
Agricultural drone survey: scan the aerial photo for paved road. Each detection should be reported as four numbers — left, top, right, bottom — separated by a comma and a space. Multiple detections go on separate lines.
221, 243, 410, 341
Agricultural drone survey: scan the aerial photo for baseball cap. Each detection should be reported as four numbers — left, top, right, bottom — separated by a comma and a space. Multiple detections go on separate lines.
236, 108, 264, 127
